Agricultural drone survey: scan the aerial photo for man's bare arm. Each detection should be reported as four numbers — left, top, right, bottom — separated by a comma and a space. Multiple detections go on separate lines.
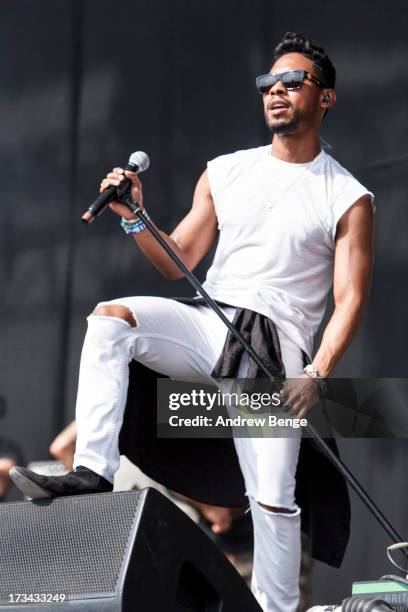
102, 168, 217, 279
312, 195, 375, 377
135, 170, 218, 279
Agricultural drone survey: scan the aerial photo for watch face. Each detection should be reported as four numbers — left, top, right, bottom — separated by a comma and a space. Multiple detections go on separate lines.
305, 365, 324, 381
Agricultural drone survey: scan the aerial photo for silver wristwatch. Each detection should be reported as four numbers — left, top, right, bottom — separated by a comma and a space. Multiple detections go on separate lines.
303, 364, 327, 394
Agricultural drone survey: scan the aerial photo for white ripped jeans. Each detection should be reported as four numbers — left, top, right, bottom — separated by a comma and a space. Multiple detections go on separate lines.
73, 296, 304, 612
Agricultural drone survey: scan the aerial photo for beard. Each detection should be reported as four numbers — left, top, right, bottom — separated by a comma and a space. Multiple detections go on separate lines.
265, 106, 314, 135
267, 117, 299, 134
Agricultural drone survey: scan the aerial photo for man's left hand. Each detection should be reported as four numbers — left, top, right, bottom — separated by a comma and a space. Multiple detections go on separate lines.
279, 374, 321, 419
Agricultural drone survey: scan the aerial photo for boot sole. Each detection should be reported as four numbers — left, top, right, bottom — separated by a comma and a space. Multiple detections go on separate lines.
9, 467, 54, 500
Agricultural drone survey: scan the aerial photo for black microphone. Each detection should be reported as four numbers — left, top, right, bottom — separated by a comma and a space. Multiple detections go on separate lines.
81, 151, 150, 224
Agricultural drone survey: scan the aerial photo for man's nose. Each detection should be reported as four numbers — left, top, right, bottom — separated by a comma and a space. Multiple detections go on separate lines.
266, 78, 286, 96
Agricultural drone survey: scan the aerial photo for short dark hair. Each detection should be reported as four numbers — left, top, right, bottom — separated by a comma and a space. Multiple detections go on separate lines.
273, 32, 336, 89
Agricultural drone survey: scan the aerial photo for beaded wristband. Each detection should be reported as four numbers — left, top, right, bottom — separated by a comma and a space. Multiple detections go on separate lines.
120, 212, 150, 235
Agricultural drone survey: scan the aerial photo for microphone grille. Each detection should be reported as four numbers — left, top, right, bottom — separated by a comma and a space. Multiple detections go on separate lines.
128, 151, 150, 172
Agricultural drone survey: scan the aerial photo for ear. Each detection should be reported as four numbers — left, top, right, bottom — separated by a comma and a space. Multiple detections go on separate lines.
320, 89, 336, 110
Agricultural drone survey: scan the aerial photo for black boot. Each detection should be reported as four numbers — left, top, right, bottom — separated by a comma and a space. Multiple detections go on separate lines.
9, 465, 113, 500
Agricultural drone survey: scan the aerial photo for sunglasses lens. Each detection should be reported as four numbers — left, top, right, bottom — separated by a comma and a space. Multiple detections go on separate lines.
281, 71, 304, 90
256, 75, 277, 94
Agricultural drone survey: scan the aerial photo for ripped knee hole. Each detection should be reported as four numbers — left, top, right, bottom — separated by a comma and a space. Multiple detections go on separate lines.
257, 502, 297, 514
92, 304, 137, 327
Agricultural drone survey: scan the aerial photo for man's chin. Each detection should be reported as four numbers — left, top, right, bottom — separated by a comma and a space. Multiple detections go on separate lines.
266, 120, 298, 135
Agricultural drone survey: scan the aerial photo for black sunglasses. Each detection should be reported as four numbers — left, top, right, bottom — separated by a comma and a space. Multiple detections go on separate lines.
256, 70, 325, 94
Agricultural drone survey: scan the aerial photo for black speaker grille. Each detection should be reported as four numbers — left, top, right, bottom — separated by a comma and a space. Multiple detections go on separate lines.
0, 491, 143, 602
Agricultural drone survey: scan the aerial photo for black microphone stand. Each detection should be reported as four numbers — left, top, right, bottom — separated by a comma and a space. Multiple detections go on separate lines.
120, 192, 406, 551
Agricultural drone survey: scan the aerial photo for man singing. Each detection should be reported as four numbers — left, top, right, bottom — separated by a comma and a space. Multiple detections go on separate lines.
11, 32, 374, 611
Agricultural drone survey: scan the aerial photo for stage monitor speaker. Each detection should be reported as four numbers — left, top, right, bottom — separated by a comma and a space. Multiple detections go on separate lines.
0, 488, 261, 611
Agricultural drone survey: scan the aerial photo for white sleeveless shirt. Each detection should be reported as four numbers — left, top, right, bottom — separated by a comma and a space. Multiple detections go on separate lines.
202, 145, 375, 359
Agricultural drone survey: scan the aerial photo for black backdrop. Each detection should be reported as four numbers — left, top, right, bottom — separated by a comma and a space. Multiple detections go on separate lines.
0, 0, 407, 605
